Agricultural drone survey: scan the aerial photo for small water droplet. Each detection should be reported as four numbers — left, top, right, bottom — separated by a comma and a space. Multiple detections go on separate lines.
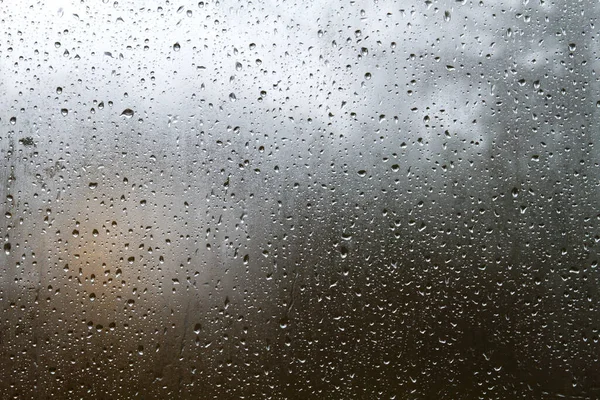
279, 317, 289, 329
61, 108, 68, 116
229, 93, 237, 102
56, 87, 62, 94
235, 61, 242, 71
340, 246, 348, 258
89, 182, 98, 189
173, 42, 180, 51
9, 117, 16, 125
444, 10, 451, 22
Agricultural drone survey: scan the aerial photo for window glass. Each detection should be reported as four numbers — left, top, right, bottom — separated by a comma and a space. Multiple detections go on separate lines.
1, 0, 599, 398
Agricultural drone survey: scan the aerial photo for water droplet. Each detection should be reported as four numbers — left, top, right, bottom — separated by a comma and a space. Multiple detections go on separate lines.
340, 246, 348, 258
121, 108, 134, 118
173, 42, 180, 51
89, 182, 98, 189
249, 43, 256, 50
4, 243, 11, 255
9, 117, 16, 125
56, 87, 62, 94
235, 61, 242, 71
61, 108, 68, 116
89, 293, 96, 301
229, 93, 237, 102
444, 10, 451, 22
279, 317, 289, 329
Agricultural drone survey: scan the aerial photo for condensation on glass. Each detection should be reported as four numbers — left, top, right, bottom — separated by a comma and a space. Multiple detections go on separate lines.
1, 0, 599, 398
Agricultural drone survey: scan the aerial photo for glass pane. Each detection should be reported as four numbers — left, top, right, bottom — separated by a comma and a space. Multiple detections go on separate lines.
1, 0, 599, 398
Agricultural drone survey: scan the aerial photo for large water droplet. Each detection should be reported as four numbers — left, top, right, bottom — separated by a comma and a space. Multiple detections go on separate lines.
121, 108, 134, 118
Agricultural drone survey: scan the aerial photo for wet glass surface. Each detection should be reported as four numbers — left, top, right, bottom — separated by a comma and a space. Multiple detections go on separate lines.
1, 0, 600, 398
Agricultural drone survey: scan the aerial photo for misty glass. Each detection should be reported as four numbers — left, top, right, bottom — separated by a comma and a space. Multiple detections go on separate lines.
1, 0, 600, 398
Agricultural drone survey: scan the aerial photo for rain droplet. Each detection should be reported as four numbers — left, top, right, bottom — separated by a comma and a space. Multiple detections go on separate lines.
121, 108, 134, 118
279, 317, 289, 329
61, 108, 68, 116
89, 182, 98, 189
340, 246, 348, 258
229, 93, 237, 102
9, 117, 16, 125
235, 61, 242, 71
56, 87, 62, 94
173, 42, 180, 51
444, 10, 451, 22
